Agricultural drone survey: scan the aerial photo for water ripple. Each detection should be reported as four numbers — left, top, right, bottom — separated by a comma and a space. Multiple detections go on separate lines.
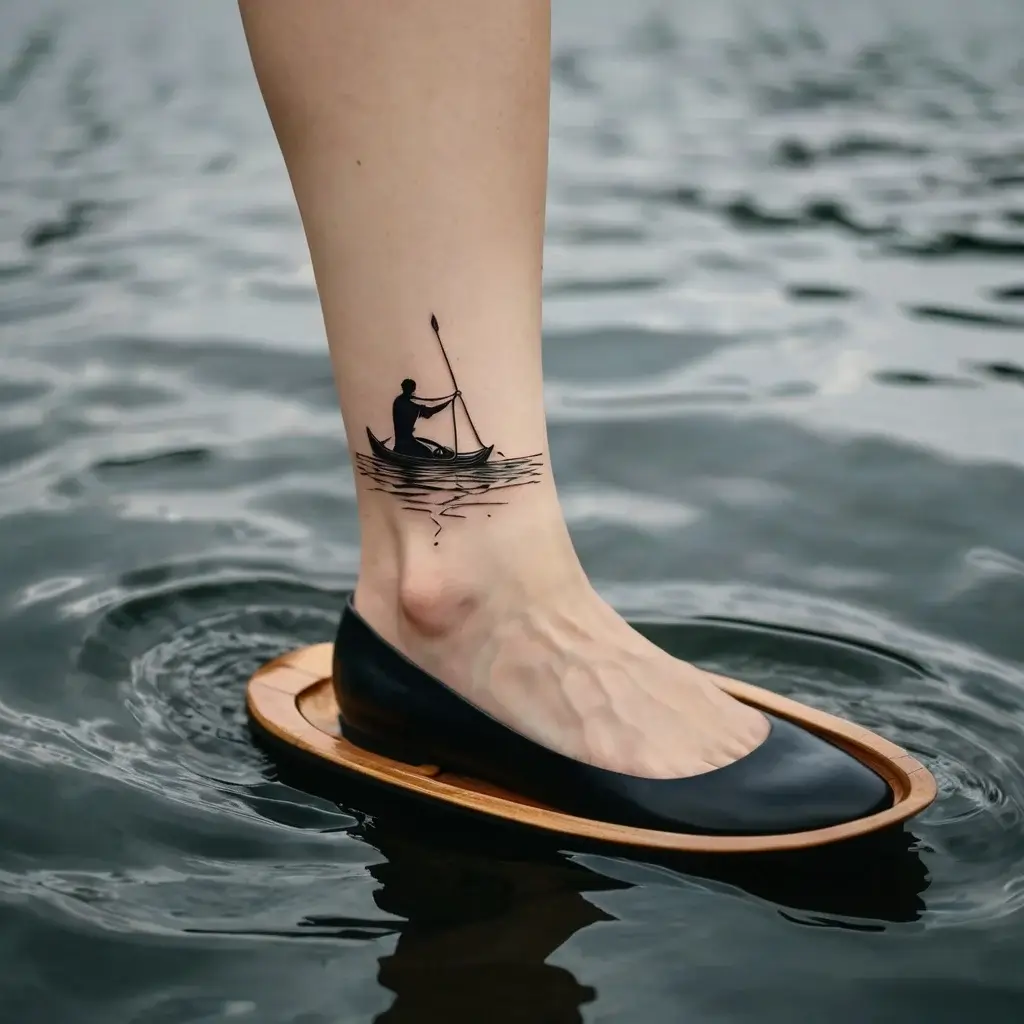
0, 577, 355, 834
613, 580, 1024, 928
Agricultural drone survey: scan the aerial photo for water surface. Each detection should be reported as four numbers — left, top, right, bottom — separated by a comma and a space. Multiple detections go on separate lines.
1, 0, 1023, 1020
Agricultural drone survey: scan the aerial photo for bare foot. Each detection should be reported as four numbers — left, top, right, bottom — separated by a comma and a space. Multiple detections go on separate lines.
354, 528, 769, 779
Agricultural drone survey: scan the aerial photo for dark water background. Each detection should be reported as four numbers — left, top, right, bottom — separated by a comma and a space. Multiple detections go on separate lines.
2, 0, 1023, 1020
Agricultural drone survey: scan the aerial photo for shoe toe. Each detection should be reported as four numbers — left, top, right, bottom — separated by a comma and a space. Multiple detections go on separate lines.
615, 714, 894, 835
737, 714, 893, 833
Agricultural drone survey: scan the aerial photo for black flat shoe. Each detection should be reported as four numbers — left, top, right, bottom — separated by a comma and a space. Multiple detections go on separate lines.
332, 598, 893, 836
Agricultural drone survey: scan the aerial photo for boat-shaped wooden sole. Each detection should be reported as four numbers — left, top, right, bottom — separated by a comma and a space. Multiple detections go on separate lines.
247, 643, 937, 854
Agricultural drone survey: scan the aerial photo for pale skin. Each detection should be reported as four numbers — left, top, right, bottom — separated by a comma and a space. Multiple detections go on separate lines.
238, 0, 769, 778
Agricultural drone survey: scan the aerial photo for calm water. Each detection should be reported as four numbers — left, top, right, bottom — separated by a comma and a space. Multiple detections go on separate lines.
2, 0, 1023, 1020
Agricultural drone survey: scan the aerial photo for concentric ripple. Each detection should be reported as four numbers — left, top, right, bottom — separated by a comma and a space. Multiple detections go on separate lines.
637, 613, 1024, 927
69, 573, 1024, 930
68, 576, 345, 816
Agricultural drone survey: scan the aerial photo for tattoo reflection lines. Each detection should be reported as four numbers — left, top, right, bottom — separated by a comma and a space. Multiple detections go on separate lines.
359, 314, 543, 541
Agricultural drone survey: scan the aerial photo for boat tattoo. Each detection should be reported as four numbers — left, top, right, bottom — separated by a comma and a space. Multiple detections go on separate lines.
356, 314, 544, 541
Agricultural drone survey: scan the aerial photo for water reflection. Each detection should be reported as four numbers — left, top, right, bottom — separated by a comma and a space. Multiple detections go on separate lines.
264, 753, 930, 1022
365, 814, 612, 1024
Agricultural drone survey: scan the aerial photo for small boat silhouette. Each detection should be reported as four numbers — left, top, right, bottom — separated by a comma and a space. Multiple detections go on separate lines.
366, 428, 493, 469
367, 315, 494, 470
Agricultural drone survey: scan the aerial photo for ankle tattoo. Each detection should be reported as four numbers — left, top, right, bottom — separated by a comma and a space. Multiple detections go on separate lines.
356, 313, 544, 544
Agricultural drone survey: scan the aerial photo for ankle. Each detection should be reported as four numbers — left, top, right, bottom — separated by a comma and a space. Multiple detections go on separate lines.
397, 573, 486, 639
354, 503, 585, 645
352, 558, 498, 652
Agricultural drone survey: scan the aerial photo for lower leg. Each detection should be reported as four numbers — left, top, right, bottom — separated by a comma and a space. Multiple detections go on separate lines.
239, 0, 767, 778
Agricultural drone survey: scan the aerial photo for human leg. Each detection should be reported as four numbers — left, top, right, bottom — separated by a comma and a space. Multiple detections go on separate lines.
237, 0, 769, 778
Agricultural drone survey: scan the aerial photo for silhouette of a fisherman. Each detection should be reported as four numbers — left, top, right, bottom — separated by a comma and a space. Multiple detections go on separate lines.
392, 378, 459, 457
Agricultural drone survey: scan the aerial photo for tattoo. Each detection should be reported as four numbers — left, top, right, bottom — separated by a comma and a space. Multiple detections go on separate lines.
357, 314, 544, 542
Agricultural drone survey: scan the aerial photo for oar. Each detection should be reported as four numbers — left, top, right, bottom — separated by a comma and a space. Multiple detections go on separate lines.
430, 314, 485, 450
